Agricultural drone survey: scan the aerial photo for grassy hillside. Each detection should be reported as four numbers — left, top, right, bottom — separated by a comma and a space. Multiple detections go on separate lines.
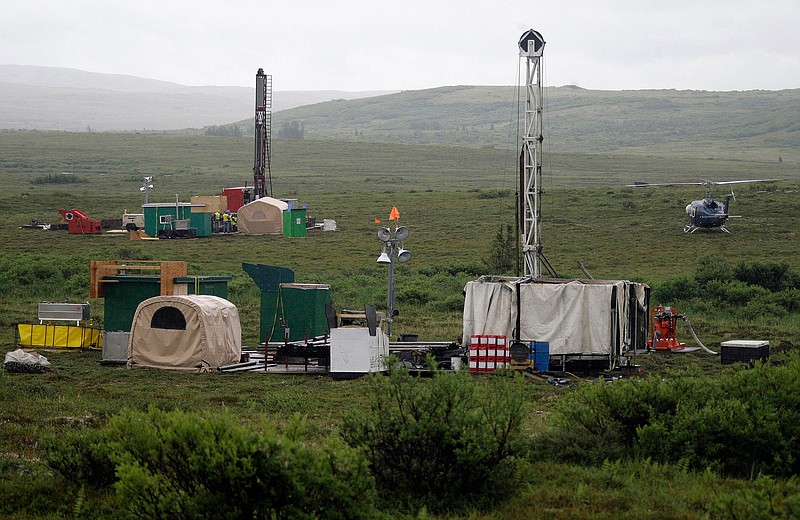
268, 85, 800, 157
0, 131, 797, 344
0, 131, 799, 518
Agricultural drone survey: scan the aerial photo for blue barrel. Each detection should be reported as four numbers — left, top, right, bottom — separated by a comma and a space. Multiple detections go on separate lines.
532, 341, 549, 372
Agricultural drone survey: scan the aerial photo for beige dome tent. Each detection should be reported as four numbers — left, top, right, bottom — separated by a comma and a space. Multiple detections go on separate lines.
237, 197, 288, 235
127, 295, 241, 372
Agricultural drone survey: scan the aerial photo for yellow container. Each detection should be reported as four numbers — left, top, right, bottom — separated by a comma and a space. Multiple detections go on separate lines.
16, 323, 103, 349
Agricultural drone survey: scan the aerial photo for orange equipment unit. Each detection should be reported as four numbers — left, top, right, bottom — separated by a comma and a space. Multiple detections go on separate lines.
648, 305, 686, 351
59, 209, 102, 234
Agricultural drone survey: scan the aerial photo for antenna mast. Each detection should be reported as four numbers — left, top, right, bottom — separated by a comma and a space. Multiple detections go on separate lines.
518, 29, 546, 278
253, 68, 273, 199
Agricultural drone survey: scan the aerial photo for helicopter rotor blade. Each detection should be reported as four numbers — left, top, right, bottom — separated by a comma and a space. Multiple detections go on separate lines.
627, 178, 783, 188
711, 178, 783, 185
626, 181, 705, 187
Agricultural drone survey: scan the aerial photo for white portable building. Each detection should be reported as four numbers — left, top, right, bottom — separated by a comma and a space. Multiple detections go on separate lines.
463, 277, 649, 367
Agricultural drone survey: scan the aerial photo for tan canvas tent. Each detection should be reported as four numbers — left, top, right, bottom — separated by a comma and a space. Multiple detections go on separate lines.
127, 295, 241, 372
237, 197, 288, 235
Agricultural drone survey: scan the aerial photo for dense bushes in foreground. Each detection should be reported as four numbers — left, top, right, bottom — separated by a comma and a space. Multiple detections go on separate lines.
43, 367, 529, 518
342, 359, 529, 514
19, 352, 800, 518
535, 353, 800, 478
45, 408, 377, 519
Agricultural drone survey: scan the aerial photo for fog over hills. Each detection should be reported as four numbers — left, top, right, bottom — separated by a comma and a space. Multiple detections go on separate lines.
2, 65, 798, 157
0, 65, 395, 131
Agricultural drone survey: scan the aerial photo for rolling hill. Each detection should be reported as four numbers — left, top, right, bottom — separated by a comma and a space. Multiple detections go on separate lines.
0, 65, 395, 131
1, 65, 798, 160
268, 85, 800, 154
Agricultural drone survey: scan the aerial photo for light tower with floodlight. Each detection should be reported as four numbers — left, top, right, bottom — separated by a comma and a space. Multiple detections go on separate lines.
140, 176, 154, 204
376, 223, 411, 337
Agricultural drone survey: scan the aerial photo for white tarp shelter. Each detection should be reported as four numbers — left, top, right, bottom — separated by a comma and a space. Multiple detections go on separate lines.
237, 197, 288, 235
463, 276, 649, 362
127, 295, 241, 372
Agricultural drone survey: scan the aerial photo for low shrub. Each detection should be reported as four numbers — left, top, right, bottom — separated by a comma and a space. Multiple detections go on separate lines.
341, 359, 528, 514
46, 407, 377, 520
652, 258, 800, 318
693, 255, 735, 286
0, 254, 90, 302
733, 260, 800, 292
707, 474, 800, 519
42, 428, 117, 488
650, 275, 698, 304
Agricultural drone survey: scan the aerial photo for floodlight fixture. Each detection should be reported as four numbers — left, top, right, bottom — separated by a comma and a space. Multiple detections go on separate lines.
377, 227, 391, 242
518, 29, 545, 57
376, 249, 391, 264
395, 226, 409, 241
141, 175, 155, 204
397, 248, 412, 263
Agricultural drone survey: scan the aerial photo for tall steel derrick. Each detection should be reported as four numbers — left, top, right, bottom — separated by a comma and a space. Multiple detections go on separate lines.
518, 29, 554, 279
253, 68, 273, 199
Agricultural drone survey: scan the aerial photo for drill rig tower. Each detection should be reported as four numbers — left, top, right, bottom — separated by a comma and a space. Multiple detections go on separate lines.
518, 29, 552, 279
253, 68, 273, 199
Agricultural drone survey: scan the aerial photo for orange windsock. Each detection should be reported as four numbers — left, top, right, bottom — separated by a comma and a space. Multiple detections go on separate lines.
389, 206, 400, 221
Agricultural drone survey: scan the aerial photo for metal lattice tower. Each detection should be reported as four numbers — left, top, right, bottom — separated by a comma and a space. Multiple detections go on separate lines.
518, 29, 546, 278
253, 68, 273, 199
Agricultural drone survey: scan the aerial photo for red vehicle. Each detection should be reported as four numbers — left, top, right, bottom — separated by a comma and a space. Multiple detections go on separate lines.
58, 209, 102, 234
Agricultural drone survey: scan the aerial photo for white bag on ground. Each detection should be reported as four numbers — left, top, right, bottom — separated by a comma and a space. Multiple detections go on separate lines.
4, 348, 51, 366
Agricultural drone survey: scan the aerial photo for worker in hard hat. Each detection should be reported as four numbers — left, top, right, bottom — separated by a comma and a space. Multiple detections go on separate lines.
222, 210, 231, 233
231, 213, 238, 232
213, 211, 221, 233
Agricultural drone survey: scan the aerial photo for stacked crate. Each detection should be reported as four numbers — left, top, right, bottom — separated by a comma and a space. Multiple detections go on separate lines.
468, 335, 509, 372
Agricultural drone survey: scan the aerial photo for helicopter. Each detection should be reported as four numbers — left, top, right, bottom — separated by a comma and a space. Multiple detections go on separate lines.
627, 179, 782, 233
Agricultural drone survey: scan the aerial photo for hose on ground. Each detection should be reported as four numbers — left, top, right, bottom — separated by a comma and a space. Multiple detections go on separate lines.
680, 315, 718, 355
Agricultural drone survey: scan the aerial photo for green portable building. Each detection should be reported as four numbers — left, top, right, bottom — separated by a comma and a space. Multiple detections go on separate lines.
142, 203, 211, 238
242, 263, 330, 344
102, 275, 231, 332
282, 209, 307, 237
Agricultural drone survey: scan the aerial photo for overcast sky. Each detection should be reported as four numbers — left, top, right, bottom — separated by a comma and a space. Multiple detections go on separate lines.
2, 0, 798, 92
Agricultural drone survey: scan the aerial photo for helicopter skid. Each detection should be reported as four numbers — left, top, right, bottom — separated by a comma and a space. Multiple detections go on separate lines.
684, 224, 730, 234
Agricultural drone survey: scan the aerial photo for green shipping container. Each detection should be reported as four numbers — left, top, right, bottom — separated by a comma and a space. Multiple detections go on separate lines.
189, 212, 212, 237
102, 275, 231, 332
142, 203, 211, 237
242, 263, 330, 344
260, 283, 331, 343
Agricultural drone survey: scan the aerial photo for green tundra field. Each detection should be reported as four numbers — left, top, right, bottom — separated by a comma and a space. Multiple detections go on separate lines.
0, 128, 799, 518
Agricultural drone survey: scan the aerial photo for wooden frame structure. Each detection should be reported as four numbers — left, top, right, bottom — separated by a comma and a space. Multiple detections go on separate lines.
90, 260, 188, 298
